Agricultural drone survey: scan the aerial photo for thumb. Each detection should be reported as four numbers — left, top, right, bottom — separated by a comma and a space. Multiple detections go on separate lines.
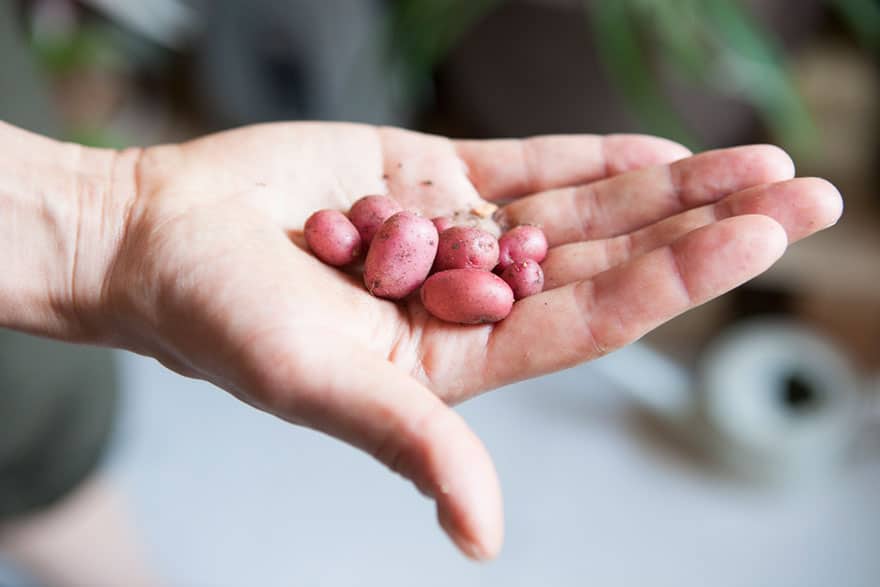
291, 341, 504, 560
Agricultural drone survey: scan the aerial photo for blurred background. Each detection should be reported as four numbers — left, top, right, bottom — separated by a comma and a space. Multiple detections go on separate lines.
0, 0, 879, 585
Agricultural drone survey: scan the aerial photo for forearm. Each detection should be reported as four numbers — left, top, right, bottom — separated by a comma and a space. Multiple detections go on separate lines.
0, 122, 137, 342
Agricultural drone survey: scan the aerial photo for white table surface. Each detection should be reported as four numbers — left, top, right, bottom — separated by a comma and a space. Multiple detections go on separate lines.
4, 348, 879, 587
88, 348, 880, 587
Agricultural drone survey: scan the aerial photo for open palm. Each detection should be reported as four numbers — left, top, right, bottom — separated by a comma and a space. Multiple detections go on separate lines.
106, 122, 841, 559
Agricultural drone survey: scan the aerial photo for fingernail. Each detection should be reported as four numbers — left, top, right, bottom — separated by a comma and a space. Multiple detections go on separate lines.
463, 540, 491, 562
438, 503, 491, 562
448, 526, 490, 561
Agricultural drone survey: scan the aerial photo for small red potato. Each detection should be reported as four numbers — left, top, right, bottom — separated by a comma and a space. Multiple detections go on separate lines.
434, 226, 500, 272
432, 216, 455, 234
348, 195, 403, 246
501, 259, 545, 299
421, 269, 514, 324
449, 209, 502, 238
304, 209, 362, 266
498, 225, 548, 269
364, 211, 439, 300
432, 206, 502, 238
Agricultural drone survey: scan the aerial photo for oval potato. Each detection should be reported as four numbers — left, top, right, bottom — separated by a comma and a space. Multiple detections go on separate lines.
498, 225, 548, 269
304, 209, 362, 266
434, 226, 500, 272
431, 216, 455, 234
348, 195, 402, 246
364, 211, 438, 300
501, 259, 544, 300
421, 269, 514, 324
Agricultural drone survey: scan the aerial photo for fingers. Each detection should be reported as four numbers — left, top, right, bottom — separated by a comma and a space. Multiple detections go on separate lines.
484, 215, 787, 387
278, 341, 503, 561
454, 134, 691, 202
542, 177, 843, 289
498, 144, 796, 246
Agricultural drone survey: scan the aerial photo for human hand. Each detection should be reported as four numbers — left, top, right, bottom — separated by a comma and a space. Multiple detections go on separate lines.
42, 123, 843, 559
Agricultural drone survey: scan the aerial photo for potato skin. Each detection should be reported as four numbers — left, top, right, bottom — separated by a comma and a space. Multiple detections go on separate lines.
449, 209, 502, 238
501, 259, 545, 300
498, 225, 548, 268
421, 269, 514, 324
434, 226, 500, 272
431, 216, 455, 234
348, 195, 403, 246
364, 211, 439, 299
304, 209, 362, 266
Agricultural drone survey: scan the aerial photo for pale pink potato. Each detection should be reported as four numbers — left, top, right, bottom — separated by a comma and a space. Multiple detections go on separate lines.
497, 225, 548, 269
348, 195, 403, 246
448, 209, 502, 238
421, 269, 514, 324
432, 208, 502, 238
304, 209, 362, 266
432, 216, 456, 233
500, 259, 544, 299
364, 211, 438, 300
434, 226, 500, 272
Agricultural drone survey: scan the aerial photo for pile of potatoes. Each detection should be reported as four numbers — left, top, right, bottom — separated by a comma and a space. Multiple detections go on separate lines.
304, 195, 547, 324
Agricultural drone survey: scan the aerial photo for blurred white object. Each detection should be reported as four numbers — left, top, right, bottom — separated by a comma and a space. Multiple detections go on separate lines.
592, 318, 868, 483
701, 320, 861, 482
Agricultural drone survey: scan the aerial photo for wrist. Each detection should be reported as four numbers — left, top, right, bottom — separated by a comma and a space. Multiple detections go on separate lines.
0, 122, 140, 343
68, 143, 143, 344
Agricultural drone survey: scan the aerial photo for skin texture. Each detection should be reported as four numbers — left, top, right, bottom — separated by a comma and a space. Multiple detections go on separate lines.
421, 269, 515, 324
501, 259, 544, 300
434, 226, 500, 272
0, 121, 844, 561
364, 211, 439, 299
497, 225, 549, 269
347, 194, 403, 246
304, 209, 362, 266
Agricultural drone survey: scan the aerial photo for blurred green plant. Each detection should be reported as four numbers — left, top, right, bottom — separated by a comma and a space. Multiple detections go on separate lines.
391, 0, 880, 154
390, 0, 504, 105
589, 0, 879, 155
832, 0, 880, 53
28, 19, 127, 148
30, 23, 123, 75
